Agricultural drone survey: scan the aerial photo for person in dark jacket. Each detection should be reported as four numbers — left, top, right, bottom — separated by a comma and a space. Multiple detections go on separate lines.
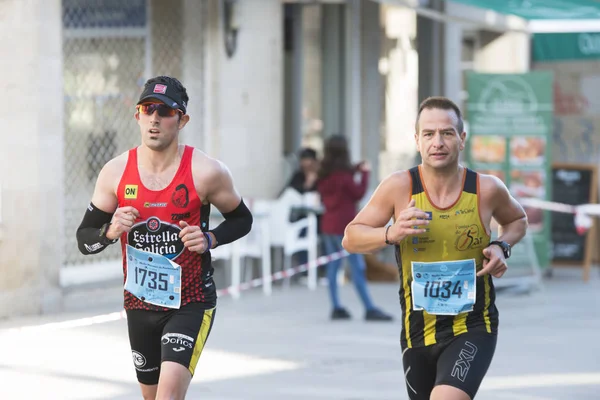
287, 147, 319, 194
317, 135, 393, 321
284, 147, 321, 273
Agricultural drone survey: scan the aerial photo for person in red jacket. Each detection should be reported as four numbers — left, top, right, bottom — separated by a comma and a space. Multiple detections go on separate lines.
317, 135, 393, 321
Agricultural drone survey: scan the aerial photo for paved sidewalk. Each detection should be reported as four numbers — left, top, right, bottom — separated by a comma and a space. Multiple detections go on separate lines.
0, 267, 598, 399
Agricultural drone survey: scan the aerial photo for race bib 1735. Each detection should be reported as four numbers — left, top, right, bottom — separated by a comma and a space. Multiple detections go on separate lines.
124, 245, 182, 309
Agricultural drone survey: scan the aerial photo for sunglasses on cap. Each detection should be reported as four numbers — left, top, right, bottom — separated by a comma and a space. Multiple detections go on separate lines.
136, 103, 183, 118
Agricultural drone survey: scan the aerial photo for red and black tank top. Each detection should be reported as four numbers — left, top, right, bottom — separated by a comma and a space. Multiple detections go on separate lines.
116, 145, 216, 311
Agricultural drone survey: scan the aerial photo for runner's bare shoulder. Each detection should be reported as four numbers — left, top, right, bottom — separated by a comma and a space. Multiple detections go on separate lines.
97, 150, 130, 191
476, 172, 507, 201
189, 147, 232, 199
380, 170, 413, 204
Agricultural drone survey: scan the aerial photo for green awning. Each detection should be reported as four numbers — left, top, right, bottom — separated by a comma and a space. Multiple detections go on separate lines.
448, 0, 600, 20
532, 32, 600, 61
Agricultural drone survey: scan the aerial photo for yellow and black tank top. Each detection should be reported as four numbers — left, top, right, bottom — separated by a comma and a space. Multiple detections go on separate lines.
397, 166, 498, 349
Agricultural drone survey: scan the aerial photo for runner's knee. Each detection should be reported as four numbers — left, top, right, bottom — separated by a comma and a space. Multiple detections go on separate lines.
430, 384, 471, 400
156, 361, 191, 400
139, 383, 157, 400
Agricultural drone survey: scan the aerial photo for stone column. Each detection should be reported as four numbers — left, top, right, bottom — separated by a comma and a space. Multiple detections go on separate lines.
0, 0, 64, 318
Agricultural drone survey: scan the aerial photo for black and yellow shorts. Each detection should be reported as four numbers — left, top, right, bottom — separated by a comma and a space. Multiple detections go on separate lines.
402, 331, 497, 400
126, 302, 216, 385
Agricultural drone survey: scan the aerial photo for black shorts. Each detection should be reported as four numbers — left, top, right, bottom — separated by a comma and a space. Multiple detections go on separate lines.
126, 302, 216, 385
402, 331, 497, 400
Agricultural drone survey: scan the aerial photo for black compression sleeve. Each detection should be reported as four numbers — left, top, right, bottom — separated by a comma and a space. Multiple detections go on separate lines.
210, 199, 253, 247
76, 203, 115, 255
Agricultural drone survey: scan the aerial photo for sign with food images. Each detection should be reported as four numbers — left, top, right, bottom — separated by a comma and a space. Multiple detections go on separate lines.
466, 71, 553, 269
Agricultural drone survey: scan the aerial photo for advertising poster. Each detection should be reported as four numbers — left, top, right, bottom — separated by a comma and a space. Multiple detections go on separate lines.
466, 72, 553, 269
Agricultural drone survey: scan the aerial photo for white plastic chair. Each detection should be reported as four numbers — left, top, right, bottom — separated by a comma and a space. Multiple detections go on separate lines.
233, 199, 273, 296
209, 202, 272, 299
266, 188, 319, 290
210, 242, 232, 261
282, 212, 319, 289
220, 189, 319, 297
207, 217, 239, 296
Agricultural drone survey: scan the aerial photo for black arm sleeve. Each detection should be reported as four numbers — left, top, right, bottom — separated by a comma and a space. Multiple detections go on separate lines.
76, 203, 115, 255
210, 199, 253, 247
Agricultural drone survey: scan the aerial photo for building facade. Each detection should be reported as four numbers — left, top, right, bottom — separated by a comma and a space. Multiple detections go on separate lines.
0, 0, 530, 318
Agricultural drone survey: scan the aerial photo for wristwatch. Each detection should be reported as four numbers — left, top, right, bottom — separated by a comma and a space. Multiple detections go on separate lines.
99, 222, 119, 245
489, 240, 511, 259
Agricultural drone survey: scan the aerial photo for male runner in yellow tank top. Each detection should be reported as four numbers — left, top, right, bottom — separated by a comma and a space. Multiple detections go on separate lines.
342, 96, 528, 400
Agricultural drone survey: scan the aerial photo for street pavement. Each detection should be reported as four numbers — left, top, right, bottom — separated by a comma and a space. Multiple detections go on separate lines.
0, 266, 598, 400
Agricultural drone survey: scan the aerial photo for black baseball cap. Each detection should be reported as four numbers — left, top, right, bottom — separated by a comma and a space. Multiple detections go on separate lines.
137, 82, 187, 114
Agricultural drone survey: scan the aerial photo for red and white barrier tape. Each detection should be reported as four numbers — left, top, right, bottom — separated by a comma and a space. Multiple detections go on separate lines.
217, 249, 348, 296
0, 250, 349, 335
517, 197, 600, 216
517, 198, 577, 214
517, 197, 600, 234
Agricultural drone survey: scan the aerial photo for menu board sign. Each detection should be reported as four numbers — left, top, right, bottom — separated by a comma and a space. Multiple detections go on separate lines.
466, 72, 553, 269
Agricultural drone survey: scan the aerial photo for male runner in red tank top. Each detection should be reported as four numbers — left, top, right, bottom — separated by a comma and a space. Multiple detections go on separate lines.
76, 76, 252, 400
